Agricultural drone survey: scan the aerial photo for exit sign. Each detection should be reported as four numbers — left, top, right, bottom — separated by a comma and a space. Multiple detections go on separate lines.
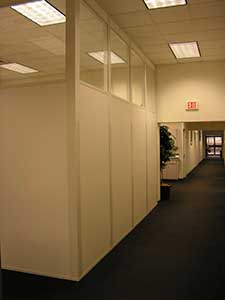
186, 101, 199, 111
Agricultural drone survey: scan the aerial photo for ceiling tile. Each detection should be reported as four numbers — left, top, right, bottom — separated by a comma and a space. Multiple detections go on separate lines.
142, 45, 170, 53
123, 26, 165, 46
0, 3, 65, 87
202, 55, 225, 62
96, 0, 146, 15
150, 6, 190, 23
199, 40, 225, 49
151, 57, 177, 64
177, 57, 203, 63
187, 0, 221, 4
188, 1, 225, 18
147, 52, 175, 60
164, 29, 225, 42
158, 17, 225, 35
112, 11, 153, 28
157, 20, 191, 34
200, 48, 225, 56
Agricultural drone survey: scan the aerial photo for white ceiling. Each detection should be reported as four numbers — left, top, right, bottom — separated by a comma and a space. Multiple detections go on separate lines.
95, 0, 225, 65
0, 0, 65, 87
1, 0, 224, 87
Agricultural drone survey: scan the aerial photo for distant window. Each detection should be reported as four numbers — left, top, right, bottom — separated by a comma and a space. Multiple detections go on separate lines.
215, 137, 222, 145
207, 137, 214, 146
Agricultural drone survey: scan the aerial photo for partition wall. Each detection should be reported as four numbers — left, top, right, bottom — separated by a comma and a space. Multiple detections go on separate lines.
0, 0, 160, 281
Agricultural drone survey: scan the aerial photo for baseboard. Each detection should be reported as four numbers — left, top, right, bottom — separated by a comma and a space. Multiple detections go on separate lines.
79, 246, 111, 280
79, 201, 158, 280
184, 159, 204, 178
2, 265, 78, 281
2, 202, 159, 283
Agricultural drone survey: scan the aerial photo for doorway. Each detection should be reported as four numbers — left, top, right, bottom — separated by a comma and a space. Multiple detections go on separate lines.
206, 136, 223, 158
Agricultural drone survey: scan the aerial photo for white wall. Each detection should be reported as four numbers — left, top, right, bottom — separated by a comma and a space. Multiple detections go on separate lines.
0, 0, 159, 282
79, 82, 159, 277
157, 61, 225, 123
0, 83, 74, 280
183, 127, 204, 176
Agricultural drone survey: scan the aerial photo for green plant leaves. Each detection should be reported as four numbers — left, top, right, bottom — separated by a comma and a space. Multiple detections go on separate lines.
160, 125, 178, 170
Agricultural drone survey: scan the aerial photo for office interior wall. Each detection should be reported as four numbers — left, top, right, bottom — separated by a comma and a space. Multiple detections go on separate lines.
0, 0, 159, 281
77, 0, 159, 278
79, 80, 159, 277
183, 126, 204, 177
157, 61, 225, 123
111, 68, 129, 101
0, 83, 72, 280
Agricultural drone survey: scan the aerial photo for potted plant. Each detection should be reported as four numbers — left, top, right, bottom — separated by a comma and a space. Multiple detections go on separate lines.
160, 125, 178, 200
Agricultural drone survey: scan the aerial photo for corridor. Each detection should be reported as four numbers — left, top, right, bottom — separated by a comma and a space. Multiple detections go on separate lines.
2, 159, 225, 300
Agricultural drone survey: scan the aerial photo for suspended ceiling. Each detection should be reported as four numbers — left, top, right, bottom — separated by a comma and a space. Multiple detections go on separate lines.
1, 0, 225, 87
0, 0, 66, 87
96, 0, 225, 65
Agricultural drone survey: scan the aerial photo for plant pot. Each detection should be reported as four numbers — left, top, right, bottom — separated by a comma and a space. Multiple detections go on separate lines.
160, 183, 171, 201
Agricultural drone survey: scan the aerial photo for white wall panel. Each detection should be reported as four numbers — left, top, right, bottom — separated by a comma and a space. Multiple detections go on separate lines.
79, 84, 111, 274
110, 99, 132, 244
149, 114, 159, 208
184, 129, 203, 176
132, 107, 147, 225
0, 83, 71, 279
146, 111, 152, 212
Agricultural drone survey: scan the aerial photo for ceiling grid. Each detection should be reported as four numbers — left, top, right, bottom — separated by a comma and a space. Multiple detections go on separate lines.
96, 0, 225, 64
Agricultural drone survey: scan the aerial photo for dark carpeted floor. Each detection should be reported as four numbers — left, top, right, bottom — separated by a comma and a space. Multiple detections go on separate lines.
2, 159, 225, 300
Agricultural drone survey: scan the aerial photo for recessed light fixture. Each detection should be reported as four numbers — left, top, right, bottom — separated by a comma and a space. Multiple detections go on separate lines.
11, 0, 66, 26
88, 51, 125, 64
0, 63, 38, 74
143, 0, 187, 9
169, 42, 201, 59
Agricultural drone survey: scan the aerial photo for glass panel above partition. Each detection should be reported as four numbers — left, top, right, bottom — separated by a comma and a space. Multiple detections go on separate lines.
146, 65, 156, 112
80, 2, 107, 91
130, 50, 145, 107
110, 30, 129, 101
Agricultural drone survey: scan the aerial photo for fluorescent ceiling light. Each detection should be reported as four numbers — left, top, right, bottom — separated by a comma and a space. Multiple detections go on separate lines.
0, 63, 38, 74
143, 0, 186, 9
88, 51, 125, 64
11, 0, 66, 26
169, 42, 201, 59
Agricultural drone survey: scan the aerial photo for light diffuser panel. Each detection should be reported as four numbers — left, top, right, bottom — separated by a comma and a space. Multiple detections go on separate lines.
0, 63, 38, 74
169, 42, 201, 59
143, 0, 186, 9
11, 0, 66, 26
88, 51, 125, 64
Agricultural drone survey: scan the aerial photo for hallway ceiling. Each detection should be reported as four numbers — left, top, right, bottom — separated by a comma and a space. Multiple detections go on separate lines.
187, 121, 225, 130
0, 0, 66, 87
0, 0, 224, 88
96, 0, 225, 65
